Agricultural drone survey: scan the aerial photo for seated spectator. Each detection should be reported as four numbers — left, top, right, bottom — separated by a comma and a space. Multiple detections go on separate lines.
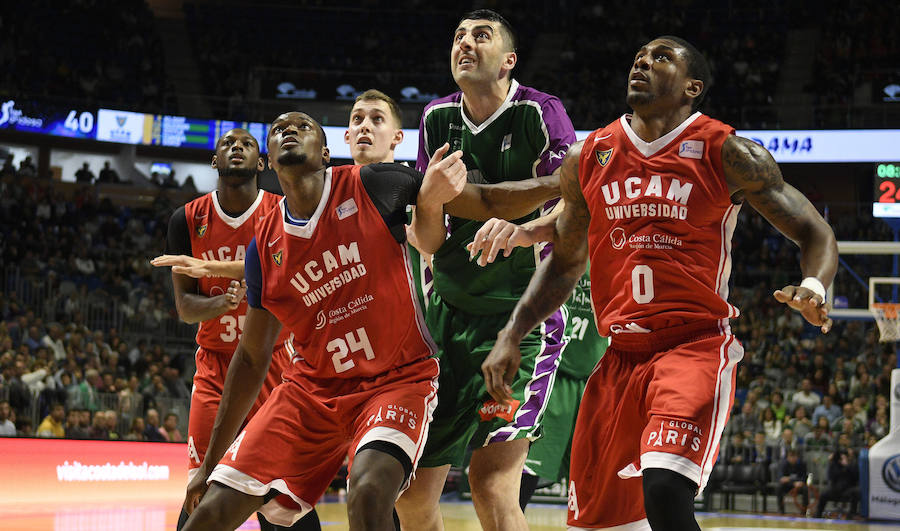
762, 406, 783, 443
159, 412, 183, 442
65, 408, 89, 439
74, 163, 95, 184
791, 378, 822, 411
89, 410, 109, 440
787, 405, 813, 442
0, 400, 16, 436
105, 410, 120, 440
142, 408, 166, 442
869, 410, 889, 440
776, 449, 808, 514
723, 432, 752, 464
729, 401, 763, 438
805, 416, 834, 450
36, 403, 66, 438
812, 394, 841, 426
769, 391, 787, 422
814, 449, 860, 518
124, 417, 146, 441
96, 162, 120, 184
750, 431, 773, 465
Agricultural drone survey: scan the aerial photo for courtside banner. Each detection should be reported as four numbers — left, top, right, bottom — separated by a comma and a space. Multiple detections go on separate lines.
0, 438, 187, 504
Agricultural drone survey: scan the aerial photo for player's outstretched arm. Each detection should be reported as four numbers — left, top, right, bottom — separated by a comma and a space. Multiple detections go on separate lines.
411, 143, 467, 254
445, 171, 561, 222
152, 254, 245, 279
723, 135, 838, 332
482, 142, 589, 404
183, 305, 281, 514
467, 199, 565, 266
152, 254, 247, 324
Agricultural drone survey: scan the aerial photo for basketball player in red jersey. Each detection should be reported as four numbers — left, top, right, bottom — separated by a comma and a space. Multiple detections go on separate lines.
164, 128, 321, 531
177, 111, 468, 530
478, 36, 838, 530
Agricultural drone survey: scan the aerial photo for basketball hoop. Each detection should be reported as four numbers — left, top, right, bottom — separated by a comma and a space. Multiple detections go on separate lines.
871, 302, 900, 342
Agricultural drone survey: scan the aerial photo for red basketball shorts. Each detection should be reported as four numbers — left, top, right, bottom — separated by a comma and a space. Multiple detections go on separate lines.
206, 357, 439, 527
567, 320, 743, 529
187, 343, 292, 478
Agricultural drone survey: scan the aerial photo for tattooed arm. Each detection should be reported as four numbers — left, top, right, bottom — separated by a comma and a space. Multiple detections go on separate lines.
723, 135, 838, 332
481, 141, 590, 404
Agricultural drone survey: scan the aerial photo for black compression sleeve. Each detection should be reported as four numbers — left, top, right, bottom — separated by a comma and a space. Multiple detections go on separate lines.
165, 206, 192, 255
359, 163, 424, 243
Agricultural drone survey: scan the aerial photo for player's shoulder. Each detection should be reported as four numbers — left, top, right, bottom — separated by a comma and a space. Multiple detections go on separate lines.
422, 92, 463, 119
510, 82, 562, 108
185, 191, 215, 209
688, 112, 736, 137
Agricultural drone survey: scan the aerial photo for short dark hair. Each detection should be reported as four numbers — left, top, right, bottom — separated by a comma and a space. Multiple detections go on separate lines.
354, 89, 402, 127
460, 9, 517, 52
657, 35, 711, 111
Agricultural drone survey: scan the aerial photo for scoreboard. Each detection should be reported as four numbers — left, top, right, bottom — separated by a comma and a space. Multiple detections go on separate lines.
874, 163, 900, 218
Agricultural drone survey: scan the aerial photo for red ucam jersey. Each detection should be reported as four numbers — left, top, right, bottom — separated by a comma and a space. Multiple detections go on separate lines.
579, 112, 741, 336
256, 165, 435, 382
184, 190, 293, 352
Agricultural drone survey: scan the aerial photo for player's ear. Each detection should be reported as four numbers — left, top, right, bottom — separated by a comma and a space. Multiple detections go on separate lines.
257, 156, 264, 172
211, 154, 218, 169
344, 129, 351, 145
685, 79, 703, 101
502, 51, 517, 75
391, 129, 404, 149
322, 146, 331, 165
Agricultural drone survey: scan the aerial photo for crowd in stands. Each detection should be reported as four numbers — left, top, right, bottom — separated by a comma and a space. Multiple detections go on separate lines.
0, 0, 171, 113
0, 157, 198, 441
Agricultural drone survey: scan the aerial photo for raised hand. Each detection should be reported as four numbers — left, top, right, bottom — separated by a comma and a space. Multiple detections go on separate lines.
420, 143, 467, 206
773, 284, 832, 333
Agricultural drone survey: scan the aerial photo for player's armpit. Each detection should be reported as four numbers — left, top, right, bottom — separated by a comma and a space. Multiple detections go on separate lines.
445, 172, 561, 222
722, 135, 838, 332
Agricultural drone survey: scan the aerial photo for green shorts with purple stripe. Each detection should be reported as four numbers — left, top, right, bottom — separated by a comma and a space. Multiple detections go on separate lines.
418, 293, 568, 468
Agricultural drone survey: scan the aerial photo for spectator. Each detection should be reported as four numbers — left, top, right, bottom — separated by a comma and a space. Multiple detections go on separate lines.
89, 410, 109, 440
787, 405, 813, 442
769, 391, 787, 422
74, 162, 95, 184
776, 449, 809, 514
18, 156, 37, 178
105, 409, 120, 440
812, 394, 841, 426
65, 408, 89, 439
142, 408, 166, 442
805, 416, 834, 450
41, 323, 66, 361
791, 378, 822, 411
0, 400, 16, 436
162, 367, 189, 399
124, 417, 146, 441
762, 407, 783, 443
814, 449, 860, 518
723, 432, 752, 464
869, 410, 889, 441
97, 162, 120, 184
36, 403, 66, 438
729, 401, 763, 438
159, 412, 183, 442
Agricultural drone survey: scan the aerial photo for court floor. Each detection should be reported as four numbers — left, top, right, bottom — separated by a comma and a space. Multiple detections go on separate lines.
2, 498, 899, 530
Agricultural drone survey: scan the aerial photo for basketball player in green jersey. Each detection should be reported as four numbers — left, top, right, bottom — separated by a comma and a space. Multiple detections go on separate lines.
396, 10, 577, 531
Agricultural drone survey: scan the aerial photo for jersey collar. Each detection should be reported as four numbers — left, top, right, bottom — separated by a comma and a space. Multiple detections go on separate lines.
211, 189, 265, 229
620, 112, 702, 158
280, 167, 332, 239
460, 79, 520, 135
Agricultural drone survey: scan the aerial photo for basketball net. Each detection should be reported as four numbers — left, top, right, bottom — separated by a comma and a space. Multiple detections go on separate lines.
871, 302, 900, 342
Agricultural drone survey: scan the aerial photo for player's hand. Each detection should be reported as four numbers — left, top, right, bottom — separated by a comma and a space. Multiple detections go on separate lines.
773, 284, 832, 333
467, 218, 540, 266
224, 279, 247, 310
481, 330, 522, 405
183, 468, 211, 516
151, 254, 214, 278
421, 143, 467, 206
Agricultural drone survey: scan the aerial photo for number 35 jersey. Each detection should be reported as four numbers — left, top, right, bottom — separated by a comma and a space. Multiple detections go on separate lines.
579, 112, 741, 336
181, 189, 287, 352
253, 165, 436, 383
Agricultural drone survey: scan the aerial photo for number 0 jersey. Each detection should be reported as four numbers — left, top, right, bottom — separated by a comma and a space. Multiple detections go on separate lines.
251, 165, 435, 383
178, 189, 288, 352
579, 112, 740, 336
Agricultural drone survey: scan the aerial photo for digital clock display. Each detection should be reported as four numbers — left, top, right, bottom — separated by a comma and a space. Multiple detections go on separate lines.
873, 163, 900, 218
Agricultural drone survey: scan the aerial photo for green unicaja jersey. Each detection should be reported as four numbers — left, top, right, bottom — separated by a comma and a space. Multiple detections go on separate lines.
416, 80, 576, 315
561, 265, 608, 379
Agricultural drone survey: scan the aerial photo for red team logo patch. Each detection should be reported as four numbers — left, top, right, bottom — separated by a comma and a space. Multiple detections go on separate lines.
196, 224, 208, 238
478, 399, 520, 422
272, 250, 283, 266
595, 148, 613, 166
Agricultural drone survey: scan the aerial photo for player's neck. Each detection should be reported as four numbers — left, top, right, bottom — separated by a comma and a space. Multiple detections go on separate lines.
460, 77, 511, 126
279, 167, 327, 219
217, 178, 259, 215
629, 106, 695, 143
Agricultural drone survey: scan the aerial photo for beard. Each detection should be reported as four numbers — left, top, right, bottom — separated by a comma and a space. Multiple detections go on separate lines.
277, 150, 308, 166
217, 166, 257, 183
626, 89, 656, 109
